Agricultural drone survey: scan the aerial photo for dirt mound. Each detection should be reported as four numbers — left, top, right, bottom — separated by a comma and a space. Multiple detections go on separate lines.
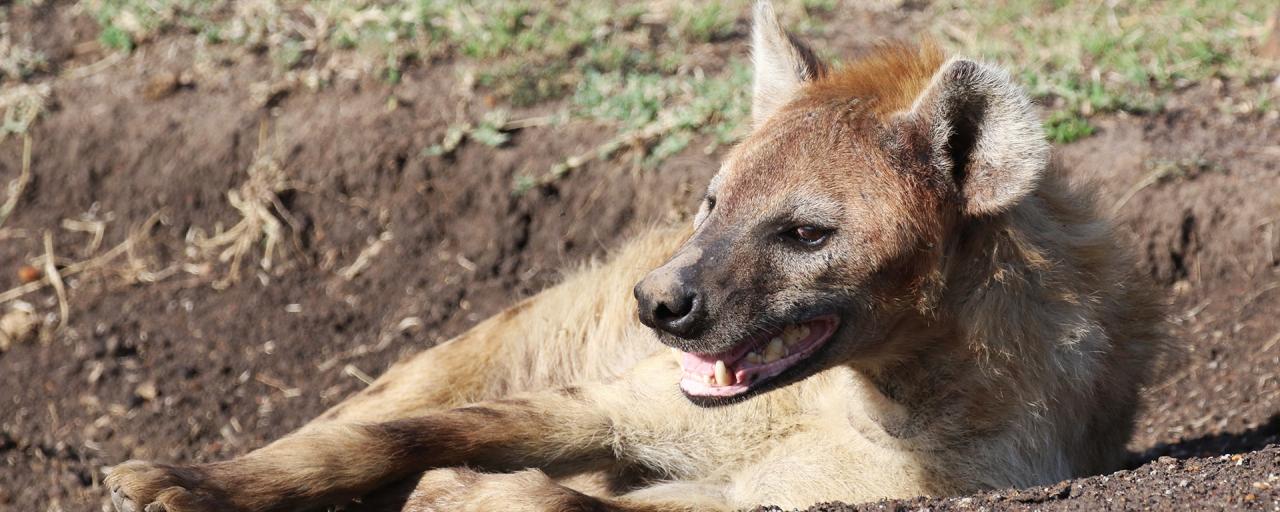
1, 3, 1277, 511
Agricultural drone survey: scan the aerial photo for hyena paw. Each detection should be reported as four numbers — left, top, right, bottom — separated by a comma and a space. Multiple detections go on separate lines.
405, 468, 601, 512
105, 460, 230, 512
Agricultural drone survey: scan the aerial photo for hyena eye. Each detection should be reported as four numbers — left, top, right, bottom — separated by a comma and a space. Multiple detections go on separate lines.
784, 225, 833, 247
705, 196, 717, 211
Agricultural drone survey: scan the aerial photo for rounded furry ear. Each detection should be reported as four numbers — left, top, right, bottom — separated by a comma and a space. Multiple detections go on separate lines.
908, 57, 1049, 216
751, 0, 825, 125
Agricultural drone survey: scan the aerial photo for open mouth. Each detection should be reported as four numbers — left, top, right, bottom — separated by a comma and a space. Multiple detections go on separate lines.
675, 315, 839, 398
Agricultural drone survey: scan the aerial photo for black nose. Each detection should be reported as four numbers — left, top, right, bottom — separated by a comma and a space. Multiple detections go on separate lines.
634, 281, 707, 339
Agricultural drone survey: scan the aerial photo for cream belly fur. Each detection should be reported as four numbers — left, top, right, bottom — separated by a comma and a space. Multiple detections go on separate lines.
103, 2, 1169, 511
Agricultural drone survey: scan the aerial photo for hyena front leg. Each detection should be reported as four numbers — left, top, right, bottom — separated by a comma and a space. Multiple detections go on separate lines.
107, 384, 632, 512
106, 226, 690, 512
104, 322, 639, 512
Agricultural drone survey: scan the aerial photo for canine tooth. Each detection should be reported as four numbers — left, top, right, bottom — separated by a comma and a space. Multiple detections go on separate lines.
764, 338, 785, 362
671, 347, 682, 361
714, 360, 732, 386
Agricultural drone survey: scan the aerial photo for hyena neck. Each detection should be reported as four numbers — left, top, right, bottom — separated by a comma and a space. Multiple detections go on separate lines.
854, 173, 1127, 479
941, 172, 1119, 407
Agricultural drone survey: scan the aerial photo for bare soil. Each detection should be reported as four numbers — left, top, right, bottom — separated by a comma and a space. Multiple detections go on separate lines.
1, 2, 1277, 511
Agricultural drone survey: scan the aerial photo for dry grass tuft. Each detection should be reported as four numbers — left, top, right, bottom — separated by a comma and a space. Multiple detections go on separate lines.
0, 83, 47, 134
0, 84, 47, 228
0, 214, 162, 305
188, 125, 297, 287
0, 132, 31, 229
42, 231, 70, 332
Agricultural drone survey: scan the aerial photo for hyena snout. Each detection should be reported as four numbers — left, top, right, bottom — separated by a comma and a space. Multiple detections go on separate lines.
634, 272, 708, 339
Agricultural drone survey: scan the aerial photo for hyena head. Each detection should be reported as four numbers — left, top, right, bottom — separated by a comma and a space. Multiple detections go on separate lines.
634, 0, 1049, 401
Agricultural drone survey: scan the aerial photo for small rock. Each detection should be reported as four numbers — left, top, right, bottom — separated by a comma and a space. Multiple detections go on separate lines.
135, 381, 158, 401
142, 71, 181, 100
86, 362, 105, 384
17, 265, 41, 283
0, 304, 38, 350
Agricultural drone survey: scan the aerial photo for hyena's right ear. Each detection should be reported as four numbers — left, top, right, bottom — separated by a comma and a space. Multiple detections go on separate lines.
751, 0, 826, 125
905, 57, 1050, 217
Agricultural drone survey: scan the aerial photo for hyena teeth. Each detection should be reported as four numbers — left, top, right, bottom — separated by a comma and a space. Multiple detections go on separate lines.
747, 352, 763, 364
671, 347, 683, 361
714, 360, 732, 386
782, 324, 811, 347
764, 338, 785, 363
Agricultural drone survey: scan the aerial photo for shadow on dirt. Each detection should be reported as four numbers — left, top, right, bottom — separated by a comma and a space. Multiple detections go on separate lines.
1130, 413, 1280, 467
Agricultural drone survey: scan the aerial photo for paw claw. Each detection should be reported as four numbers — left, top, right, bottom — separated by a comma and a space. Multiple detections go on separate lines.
103, 460, 223, 512
111, 486, 140, 512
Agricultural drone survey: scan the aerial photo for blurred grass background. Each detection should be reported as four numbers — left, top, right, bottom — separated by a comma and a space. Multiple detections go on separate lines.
3, 0, 1277, 173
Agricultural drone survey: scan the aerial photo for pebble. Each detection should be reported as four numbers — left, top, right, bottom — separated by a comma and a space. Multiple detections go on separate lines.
135, 381, 158, 401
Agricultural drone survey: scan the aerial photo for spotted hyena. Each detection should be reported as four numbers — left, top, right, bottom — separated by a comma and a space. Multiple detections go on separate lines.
106, 2, 1169, 511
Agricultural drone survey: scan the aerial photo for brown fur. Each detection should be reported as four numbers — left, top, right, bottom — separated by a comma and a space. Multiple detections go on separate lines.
104, 3, 1172, 511
805, 41, 945, 117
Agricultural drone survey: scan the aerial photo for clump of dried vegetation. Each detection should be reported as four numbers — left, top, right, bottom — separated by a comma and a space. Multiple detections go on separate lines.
187, 124, 298, 288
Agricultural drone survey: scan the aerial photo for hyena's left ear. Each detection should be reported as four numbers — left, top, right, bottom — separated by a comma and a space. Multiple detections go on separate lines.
906, 57, 1049, 216
751, 0, 826, 125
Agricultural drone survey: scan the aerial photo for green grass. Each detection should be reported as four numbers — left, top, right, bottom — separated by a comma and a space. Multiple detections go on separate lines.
938, 0, 1276, 142
56, 0, 1280, 163
82, 0, 222, 51
423, 110, 513, 157
675, 2, 739, 43
1044, 111, 1095, 144
568, 60, 751, 167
